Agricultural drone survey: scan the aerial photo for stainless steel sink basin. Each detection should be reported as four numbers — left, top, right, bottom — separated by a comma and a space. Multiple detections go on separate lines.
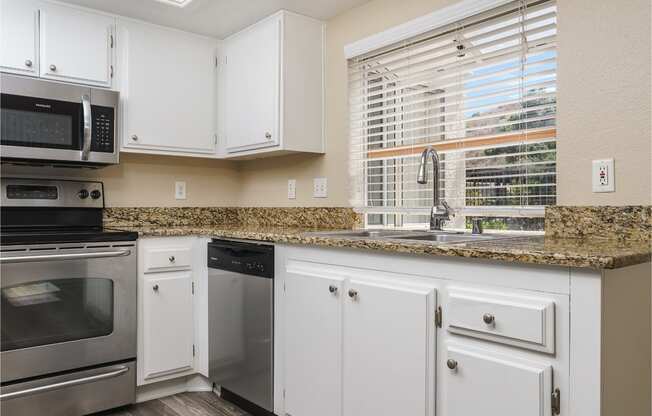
308, 230, 414, 238
307, 229, 510, 244
390, 232, 498, 243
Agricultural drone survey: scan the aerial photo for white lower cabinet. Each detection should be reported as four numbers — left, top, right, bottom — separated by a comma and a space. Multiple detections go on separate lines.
138, 237, 208, 386
142, 271, 194, 380
343, 278, 436, 416
282, 261, 437, 416
443, 345, 553, 416
284, 271, 344, 416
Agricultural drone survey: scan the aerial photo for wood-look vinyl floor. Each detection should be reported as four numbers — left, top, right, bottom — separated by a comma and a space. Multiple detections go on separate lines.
93, 392, 250, 416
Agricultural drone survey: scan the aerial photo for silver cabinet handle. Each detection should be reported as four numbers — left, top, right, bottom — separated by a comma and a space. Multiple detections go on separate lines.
168, 256, 175, 263
0, 249, 131, 264
81, 94, 91, 161
24, 59, 32, 67
447, 359, 458, 370
265, 132, 272, 140
328, 285, 338, 294
348, 289, 358, 299
131, 134, 138, 141
483, 313, 495, 325
0, 365, 129, 401
49, 64, 56, 71
153, 284, 159, 292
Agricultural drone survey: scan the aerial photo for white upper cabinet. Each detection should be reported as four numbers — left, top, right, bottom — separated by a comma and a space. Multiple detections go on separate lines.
39, 2, 114, 87
224, 14, 280, 153
118, 19, 218, 156
0, 0, 39, 76
221, 11, 324, 158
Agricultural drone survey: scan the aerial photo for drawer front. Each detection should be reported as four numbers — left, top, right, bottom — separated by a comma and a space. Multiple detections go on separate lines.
143, 247, 192, 273
447, 288, 555, 353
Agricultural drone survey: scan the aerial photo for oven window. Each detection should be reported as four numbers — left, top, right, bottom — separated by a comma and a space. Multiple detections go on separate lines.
0, 278, 113, 351
1, 109, 74, 147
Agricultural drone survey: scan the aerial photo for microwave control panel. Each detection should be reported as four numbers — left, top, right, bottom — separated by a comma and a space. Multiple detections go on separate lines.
91, 105, 115, 153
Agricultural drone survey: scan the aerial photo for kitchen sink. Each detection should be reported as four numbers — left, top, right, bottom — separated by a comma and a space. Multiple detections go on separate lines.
308, 230, 416, 238
307, 229, 511, 244
390, 232, 498, 243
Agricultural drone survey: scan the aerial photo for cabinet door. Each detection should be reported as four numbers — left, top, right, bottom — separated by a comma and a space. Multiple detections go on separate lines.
39, 3, 114, 87
224, 15, 280, 153
443, 345, 553, 416
284, 271, 344, 416
142, 272, 194, 380
0, 0, 39, 76
343, 279, 437, 416
119, 19, 217, 155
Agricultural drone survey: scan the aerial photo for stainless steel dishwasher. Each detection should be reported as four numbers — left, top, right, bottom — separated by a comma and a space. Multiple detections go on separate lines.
207, 239, 274, 415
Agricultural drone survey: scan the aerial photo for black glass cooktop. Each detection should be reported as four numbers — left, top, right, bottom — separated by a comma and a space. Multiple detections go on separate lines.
0, 226, 138, 246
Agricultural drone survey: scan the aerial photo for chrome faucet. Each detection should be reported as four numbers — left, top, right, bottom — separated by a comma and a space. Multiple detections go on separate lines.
417, 146, 452, 231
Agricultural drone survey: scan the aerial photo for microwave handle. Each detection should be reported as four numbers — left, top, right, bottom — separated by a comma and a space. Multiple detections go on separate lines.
81, 94, 91, 161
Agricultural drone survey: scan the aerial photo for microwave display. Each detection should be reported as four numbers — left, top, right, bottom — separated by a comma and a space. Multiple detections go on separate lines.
1, 109, 74, 148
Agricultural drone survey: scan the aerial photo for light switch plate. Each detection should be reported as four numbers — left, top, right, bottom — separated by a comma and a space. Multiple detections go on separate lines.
175, 181, 187, 200
288, 179, 296, 199
592, 159, 615, 192
313, 177, 327, 198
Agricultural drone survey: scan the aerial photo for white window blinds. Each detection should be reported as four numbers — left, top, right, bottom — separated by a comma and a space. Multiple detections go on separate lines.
348, 0, 557, 230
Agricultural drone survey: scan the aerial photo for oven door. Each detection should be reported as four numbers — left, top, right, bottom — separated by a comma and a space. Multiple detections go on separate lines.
0, 242, 137, 383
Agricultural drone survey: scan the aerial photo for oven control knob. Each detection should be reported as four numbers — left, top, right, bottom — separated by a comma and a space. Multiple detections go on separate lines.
90, 190, 102, 200
78, 189, 89, 199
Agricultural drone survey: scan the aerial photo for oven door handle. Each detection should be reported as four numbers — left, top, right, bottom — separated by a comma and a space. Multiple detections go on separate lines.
0, 249, 131, 264
0, 365, 129, 401
81, 93, 92, 161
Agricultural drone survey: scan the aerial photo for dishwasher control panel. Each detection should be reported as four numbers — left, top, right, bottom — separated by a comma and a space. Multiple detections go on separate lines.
207, 239, 274, 278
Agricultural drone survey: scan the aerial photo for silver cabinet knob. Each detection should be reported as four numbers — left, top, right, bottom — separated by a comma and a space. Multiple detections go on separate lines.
348, 289, 358, 299
168, 256, 175, 263
131, 134, 138, 141
265, 132, 272, 140
483, 313, 495, 325
49, 64, 56, 71
447, 359, 458, 370
328, 285, 338, 294
24, 59, 32, 67
153, 284, 159, 292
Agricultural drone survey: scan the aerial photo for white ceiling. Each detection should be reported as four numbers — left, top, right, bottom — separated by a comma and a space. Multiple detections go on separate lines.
59, 0, 371, 38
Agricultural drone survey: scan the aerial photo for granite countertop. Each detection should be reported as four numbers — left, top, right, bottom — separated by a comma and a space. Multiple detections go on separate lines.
116, 224, 651, 270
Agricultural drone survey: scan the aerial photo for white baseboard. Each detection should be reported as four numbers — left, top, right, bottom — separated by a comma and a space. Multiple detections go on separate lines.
136, 374, 214, 403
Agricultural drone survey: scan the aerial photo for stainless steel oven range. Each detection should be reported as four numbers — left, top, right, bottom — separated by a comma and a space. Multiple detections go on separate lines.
0, 178, 138, 416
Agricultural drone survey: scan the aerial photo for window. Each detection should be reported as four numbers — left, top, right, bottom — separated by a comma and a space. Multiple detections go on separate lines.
348, 0, 557, 231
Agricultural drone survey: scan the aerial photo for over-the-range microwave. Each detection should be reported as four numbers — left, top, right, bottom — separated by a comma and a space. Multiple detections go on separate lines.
0, 73, 119, 166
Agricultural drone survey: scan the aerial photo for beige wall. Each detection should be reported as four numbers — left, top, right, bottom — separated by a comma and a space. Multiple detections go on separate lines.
556, 0, 651, 205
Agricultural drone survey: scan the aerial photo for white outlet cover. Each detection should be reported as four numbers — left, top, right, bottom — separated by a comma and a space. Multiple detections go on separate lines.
592, 159, 615, 192
288, 179, 297, 199
175, 181, 187, 200
313, 177, 327, 198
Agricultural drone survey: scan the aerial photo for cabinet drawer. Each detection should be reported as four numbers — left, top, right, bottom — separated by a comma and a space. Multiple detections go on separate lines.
447, 288, 555, 353
143, 247, 192, 273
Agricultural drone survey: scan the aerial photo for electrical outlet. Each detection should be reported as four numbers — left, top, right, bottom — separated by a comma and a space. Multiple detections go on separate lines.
175, 181, 187, 200
288, 179, 296, 199
592, 159, 615, 192
313, 177, 327, 198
